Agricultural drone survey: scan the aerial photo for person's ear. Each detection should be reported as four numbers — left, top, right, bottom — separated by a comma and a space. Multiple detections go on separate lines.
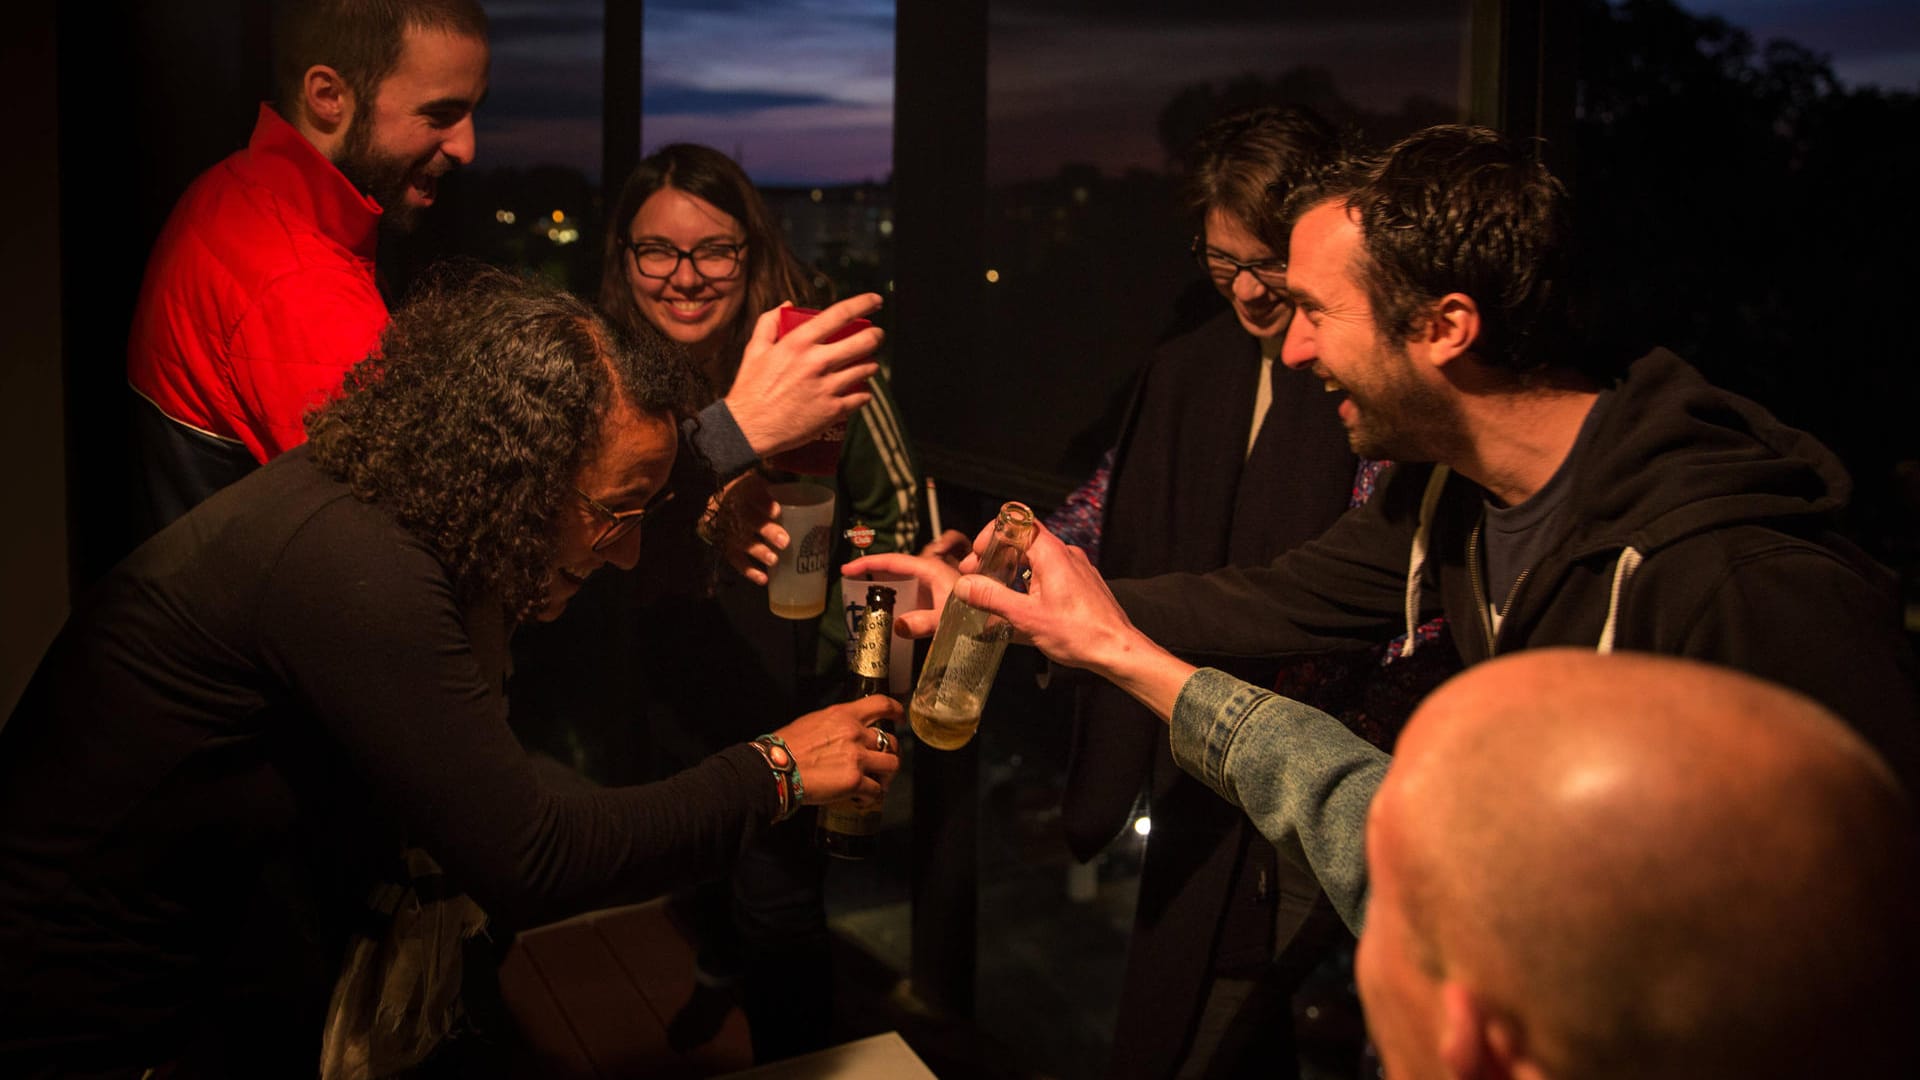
301, 64, 355, 136
1413, 292, 1480, 370
1437, 982, 1502, 1079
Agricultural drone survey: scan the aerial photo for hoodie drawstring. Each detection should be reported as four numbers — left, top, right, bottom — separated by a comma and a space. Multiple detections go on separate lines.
1401, 466, 1452, 658
1596, 547, 1644, 654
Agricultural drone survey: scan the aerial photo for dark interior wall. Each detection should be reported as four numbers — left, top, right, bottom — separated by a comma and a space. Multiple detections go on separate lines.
2, 0, 69, 715
1, 0, 272, 712
57, 1, 274, 591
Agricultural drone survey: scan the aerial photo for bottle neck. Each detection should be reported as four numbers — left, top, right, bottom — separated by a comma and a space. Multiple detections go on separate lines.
976, 531, 1031, 588
849, 604, 893, 687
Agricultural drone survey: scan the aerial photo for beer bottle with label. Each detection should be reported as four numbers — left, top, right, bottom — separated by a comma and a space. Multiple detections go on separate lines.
908, 502, 1036, 750
817, 583, 897, 859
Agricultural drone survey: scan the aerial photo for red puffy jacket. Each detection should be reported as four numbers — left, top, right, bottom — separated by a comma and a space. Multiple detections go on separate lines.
128, 105, 387, 522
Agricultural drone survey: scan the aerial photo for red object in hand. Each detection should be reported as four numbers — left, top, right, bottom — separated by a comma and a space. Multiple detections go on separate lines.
767, 306, 873, 475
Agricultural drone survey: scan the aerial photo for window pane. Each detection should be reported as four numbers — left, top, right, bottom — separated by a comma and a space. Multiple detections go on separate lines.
960, 1, 1474, 505
636, 2, 898, 312
641, 1, 895, 186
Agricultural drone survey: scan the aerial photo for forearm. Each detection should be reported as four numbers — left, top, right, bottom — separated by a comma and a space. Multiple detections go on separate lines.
1112, 472, 1435, 659
1089, 628, 1198, 722
266, 510, 772, 929
1167, 667, 1384, 932
463, 745, 772, 927
1112, 556, 1396, 660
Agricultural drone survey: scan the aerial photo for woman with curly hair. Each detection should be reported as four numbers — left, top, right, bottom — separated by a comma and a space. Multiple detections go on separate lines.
0, 268, 901, 1077
588, 143, 924, 1061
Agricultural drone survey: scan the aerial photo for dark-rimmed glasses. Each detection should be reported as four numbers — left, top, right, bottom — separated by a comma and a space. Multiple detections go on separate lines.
575, 486, 675, 551
625, 240, 747, 281
1191, 236, 1287, 287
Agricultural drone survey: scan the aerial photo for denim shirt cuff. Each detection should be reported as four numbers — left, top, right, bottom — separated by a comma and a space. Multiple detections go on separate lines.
1171, 668, 1277, 796
1168, 667, 1387, 933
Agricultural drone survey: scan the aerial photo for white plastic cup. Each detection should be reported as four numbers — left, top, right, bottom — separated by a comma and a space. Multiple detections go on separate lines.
767, 482, 837, 620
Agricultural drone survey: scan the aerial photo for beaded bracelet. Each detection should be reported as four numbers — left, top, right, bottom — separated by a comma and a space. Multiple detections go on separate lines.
747, 734, 804, 823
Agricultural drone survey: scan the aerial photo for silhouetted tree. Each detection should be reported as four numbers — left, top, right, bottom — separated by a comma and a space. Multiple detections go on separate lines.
1573, 0, 1919, 562
1156, 67, 1453, 166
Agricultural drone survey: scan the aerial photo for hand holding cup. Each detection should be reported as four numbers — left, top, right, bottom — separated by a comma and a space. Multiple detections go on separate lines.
727, 294, 883, 460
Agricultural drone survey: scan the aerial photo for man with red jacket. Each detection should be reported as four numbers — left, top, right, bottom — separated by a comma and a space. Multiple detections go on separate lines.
128, 0, 489, 533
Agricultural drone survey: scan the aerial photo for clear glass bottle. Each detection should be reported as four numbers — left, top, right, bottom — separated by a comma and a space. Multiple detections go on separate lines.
908, 502, 1036, 750
818, 584, 897, 859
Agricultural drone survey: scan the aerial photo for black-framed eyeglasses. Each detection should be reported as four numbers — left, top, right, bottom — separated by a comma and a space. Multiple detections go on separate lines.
575, 486, 675, 552
1191, 236, 1287, 287
624, 239, 747, 281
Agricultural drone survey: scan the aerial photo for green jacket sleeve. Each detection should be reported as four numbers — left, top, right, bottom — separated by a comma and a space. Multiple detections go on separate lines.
815, 369, 923, 675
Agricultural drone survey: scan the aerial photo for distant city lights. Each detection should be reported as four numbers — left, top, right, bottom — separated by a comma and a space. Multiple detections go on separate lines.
985, 269, 1000, 283
494, 209, 516, 225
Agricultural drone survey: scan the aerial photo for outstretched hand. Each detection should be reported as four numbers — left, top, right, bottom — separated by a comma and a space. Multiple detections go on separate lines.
944, 522, 1149, 675
848, 518, 1191, 718
775, 694, 903, 806
727, 293, 884, 459
845, 518, 1138, 674
842, 518, 993, 638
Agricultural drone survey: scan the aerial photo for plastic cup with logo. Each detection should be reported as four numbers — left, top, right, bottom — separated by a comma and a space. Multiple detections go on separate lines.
766, 481, 837, 619
766, 306, 873, 475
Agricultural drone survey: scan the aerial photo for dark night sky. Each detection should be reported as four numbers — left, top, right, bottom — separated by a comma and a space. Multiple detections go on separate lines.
473, 0, 1920, 185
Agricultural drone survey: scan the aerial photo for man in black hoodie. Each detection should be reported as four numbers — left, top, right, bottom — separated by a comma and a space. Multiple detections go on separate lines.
852, 124, 1917, 932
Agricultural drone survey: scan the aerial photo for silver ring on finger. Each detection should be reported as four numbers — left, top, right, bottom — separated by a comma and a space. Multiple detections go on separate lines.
873, 728, 894, 754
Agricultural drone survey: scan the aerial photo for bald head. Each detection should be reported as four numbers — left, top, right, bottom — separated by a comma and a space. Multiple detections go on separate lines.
1360, 649, 1919, 1080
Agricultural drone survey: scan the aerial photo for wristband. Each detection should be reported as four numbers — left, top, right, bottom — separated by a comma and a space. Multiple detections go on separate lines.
747, 734, 805, 822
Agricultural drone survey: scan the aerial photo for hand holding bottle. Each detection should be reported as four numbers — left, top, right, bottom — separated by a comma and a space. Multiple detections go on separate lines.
850, 515, 1157, 671
948, 523, 1194, 721
849, 515, 1198, 727
944, 522, 1144, 674
771, 694, 902, 806
894, 503, 1034, 749
820, 584, 899, 857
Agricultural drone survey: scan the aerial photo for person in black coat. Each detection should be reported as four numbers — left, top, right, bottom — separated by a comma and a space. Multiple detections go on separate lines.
1049, 108, 1453, 1079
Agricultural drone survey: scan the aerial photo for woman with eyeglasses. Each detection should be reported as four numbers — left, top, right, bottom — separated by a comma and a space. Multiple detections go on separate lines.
598, 144, 919, 576
587, 143, 921, 1061
0, 269, 900, 1077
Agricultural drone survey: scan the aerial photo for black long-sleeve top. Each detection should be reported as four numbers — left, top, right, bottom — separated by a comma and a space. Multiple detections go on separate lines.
0, 447, 773, 1073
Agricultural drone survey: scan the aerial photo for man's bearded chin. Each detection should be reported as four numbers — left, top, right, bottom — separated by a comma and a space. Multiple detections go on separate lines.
335, 115, 424, 236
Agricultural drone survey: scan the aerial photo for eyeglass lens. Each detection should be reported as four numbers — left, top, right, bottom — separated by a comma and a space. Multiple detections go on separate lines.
1201, 252, 1286, 284
631, 243, 742, 280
